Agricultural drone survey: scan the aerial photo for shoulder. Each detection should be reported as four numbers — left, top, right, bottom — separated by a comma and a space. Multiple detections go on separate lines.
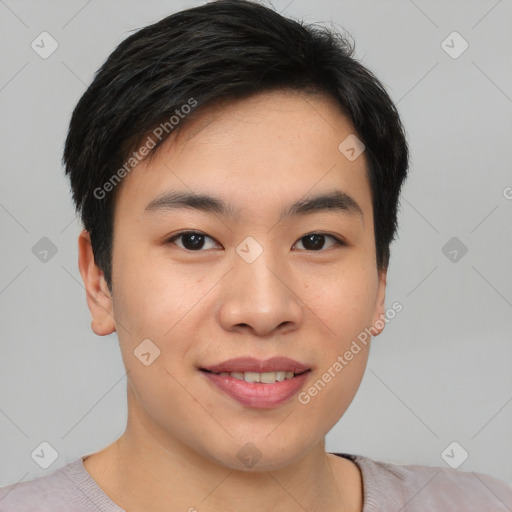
342, 453, 512, 511
0, 457, 116, 512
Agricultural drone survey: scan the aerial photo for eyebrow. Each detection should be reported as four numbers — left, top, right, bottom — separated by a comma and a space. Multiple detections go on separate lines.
144, 189, 363, 222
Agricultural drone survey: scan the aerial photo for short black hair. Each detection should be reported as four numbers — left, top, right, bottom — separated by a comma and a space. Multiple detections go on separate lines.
63, 0, 409, 292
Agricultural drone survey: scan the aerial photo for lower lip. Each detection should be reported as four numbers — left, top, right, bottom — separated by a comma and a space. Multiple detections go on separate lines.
202, 371, 310, 409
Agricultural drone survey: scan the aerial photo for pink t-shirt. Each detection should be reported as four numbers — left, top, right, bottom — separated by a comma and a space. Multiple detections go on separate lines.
1, 452, 511, 511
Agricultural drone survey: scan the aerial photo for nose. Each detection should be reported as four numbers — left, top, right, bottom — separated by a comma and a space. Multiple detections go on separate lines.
218, 249, 304, 337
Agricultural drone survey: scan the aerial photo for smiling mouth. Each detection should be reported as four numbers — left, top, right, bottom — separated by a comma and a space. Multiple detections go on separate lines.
200, 369, 310, 384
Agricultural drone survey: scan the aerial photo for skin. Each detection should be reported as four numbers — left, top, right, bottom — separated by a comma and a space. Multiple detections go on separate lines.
78, 90, 387, 512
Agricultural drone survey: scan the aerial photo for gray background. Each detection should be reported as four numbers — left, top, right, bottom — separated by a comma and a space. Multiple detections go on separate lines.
1, 0, 511, 488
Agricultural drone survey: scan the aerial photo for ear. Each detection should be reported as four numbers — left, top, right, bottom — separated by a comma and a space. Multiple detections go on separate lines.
77, 229, 116, 336
370, 268, 387, 336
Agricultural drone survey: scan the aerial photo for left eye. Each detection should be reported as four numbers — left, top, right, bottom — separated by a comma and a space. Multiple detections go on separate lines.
166, 231, 343, 251
293, 233, 343, 251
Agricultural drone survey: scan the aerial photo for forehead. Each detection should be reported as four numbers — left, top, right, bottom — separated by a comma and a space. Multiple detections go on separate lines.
114, 90, 372, 223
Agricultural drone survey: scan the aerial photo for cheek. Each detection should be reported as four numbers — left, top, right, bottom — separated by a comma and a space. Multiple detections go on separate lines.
296, 346, 370, 439
111, 259, 218, 402
305, 265, 378, 339
124, 360, 216, 452
297, 265, 375, 416
112, 246, 201, 334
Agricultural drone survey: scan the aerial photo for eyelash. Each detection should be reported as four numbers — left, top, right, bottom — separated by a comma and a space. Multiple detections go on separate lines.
165, 231, 345, 252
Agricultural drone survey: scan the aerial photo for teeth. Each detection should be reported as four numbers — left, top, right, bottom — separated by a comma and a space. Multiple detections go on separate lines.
260, 372, 276, 384
216, 371, 300, 383
244, 371, 261, 383
276, 371, 286, 381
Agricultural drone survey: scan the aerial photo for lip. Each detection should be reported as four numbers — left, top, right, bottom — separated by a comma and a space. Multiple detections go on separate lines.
201, 356, 311, 374
202, 371, 311, 408
200, 357, 312, 409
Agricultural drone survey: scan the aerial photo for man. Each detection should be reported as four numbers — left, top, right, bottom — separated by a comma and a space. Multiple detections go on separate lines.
1, 1, 511, 510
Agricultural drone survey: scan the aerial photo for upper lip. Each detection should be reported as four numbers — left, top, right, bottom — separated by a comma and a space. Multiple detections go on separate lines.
201, 357, 311, 374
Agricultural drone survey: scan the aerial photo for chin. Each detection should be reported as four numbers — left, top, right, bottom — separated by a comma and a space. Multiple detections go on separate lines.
201, 435, 314, 473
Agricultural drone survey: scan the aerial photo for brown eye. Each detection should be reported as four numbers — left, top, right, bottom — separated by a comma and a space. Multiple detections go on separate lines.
294, 233, 343, 251
167, 231, 220, 251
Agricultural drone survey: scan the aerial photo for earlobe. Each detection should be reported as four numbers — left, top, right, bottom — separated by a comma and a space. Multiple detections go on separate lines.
77, 229, 116, 336
370, 269, 387, 337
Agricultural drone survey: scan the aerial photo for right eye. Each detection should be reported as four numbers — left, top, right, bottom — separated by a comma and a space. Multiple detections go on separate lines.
165, 231, 221, 251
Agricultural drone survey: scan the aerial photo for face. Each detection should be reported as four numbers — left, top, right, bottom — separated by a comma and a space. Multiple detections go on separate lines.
80, 90, 387, 471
